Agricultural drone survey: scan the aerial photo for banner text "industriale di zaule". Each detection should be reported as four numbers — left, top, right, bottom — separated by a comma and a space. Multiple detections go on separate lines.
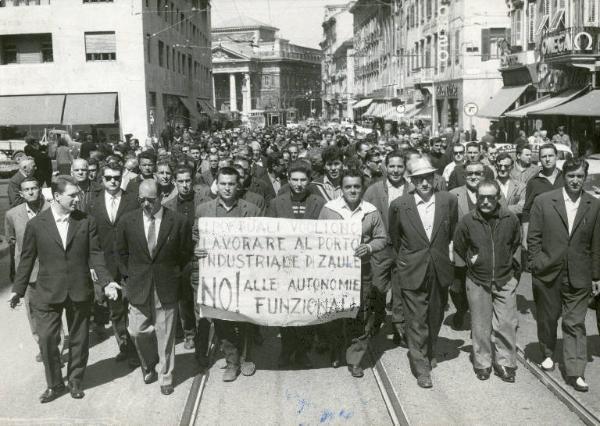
197, 217, 362, 326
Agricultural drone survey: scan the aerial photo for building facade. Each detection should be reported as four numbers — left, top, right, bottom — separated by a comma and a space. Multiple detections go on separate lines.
211, 17, 322, 126
0, 0, 213, 141
320, 3, 355, 121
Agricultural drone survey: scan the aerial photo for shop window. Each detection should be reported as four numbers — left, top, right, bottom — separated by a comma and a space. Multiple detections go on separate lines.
84, 31, 116, 61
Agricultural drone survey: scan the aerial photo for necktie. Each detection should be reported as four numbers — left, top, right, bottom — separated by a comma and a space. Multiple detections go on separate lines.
110, 197, 117, 223
147, 215, 156, 256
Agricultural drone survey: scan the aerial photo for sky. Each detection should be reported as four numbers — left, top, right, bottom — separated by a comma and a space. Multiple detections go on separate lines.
212, 0, 336, 49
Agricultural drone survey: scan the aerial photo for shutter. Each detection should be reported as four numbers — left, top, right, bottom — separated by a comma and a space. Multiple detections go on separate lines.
481, 28, 490, 61
18, 52, 42, 64
85, 32, 116, 54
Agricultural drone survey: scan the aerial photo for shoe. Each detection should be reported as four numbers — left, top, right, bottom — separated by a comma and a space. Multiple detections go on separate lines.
222, 365, 240, 382
184, 336, 195, 350
540, 357, 555, 371
348, 365, 364, 378
143, 368, 158, 384
39, 384, 66, 404
160, 384, 174, 395
474, 367, 491, 381
451, 312, 467, 331
493, 365, 516, 383
294, 352, 313, 369
417, 374, 433, 389
68, 382, 85, 399
35, 353, 42, 363
115, 351, 128, 362
278, 353, 291, 368
568, 376, 589, 392
430, 358, 438, 369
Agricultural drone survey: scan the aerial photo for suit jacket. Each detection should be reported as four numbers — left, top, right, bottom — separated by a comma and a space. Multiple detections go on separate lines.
117, 208, 192, 305
449, 186, 475, 219
12, 208, 111, 304
88, 190, 139, 280
7, 171, 26, 207
125, 175, 150, 197
4, 200, 50, 281
363, 179, 408, 231
527, 189, 600, 287
267, 192, 325, 220
498, 179, 526, 215
389, 191, 458, 290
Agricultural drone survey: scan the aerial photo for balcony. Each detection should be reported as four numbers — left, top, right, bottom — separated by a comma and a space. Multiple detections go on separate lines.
540, 26, 600, 63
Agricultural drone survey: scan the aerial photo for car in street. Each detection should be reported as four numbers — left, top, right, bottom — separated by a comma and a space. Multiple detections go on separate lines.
584, 152, 600, 198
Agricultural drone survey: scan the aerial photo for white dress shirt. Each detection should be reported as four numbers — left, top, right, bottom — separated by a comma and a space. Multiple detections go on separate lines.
143, 207, 163, 247
268, 172, 281, 194
105, 190, 122, 223
414, 193, 436, 240
497, 179, 510, 199
50, 205, 71, 249
386, 179, 405, 206
563, 189, 581, 235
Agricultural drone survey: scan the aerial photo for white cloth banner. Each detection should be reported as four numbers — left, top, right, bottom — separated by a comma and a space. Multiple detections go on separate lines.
197, 217, 362, 326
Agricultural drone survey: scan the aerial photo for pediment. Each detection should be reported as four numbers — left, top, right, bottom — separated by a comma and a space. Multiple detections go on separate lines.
212, 46, 250, 61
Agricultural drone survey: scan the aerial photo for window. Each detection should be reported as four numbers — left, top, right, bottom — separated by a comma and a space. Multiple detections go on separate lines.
188, 55, 192, 77
84, 31, 116, 61
158, 40, 164, 67
166, 45, 170, 69
1, 43, 17, 64
585, 0, 598, 24
83, 0, 114, 3
528, 2, 536, 44
146, 34, 151, 63
157, 0, 162, 16
149, 91, 157, 108
177, 51, 180, 73
41, 39, 52, 62
511, 9, 522, 46
454, 29, 460, 65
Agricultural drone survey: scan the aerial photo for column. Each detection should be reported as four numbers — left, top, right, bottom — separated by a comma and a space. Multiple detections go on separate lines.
211, 74, 216, 108
229, 73, 237, 111
242, 72, 252, 113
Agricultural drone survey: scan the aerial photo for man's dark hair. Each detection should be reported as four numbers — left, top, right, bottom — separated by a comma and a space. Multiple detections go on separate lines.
233, 155, 251, 169
156, 159, 173, 173
322, 145, 343, 164
103, 162, 123, 176
174, 167, 193, 179
539, 143, 557, 155
365, 150, 381, 163
51, 175, 78, 195
464, 160, 485, 170
138, 150, 157, 163
88, 157, 99, 168
495, 152, 513, 164
465, 142, 480, 151
288, 160, 312, 179
217, 166, 240, 181
341, 168, 364, 186
20, 176, 39, 190
516, 144, 532, 155
385, 150, 405, 166
266, 151, 283, 171
477, 179, 501, 196
562, 157, 589, 176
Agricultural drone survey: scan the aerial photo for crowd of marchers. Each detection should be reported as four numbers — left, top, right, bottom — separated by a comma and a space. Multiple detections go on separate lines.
4, 122, 600, 404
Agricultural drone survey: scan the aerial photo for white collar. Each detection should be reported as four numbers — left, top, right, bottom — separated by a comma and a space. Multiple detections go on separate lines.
414, 192, 435, 206
562, 189, 581, 205
143, 207, 163, 220
325, 197, 377, 216
50, 204, 71, 222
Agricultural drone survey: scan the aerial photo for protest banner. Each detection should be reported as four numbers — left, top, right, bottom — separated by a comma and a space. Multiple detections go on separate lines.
196, 217, 363, 326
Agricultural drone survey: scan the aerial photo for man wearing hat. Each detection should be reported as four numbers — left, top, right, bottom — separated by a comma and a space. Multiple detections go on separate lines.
389, 157, 458, 388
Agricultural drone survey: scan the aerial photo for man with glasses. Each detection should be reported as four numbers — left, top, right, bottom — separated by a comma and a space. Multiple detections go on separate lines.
363, 151, 383, 189
448, 143, 494, 190
495, 153, 526, 216
442, 144, 465, 184
116, 180, 192, 395
88, 162, 139, 365
87, 158, 100, 183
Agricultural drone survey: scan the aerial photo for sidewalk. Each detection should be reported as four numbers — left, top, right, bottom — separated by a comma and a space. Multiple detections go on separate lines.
0, 256, 200, 425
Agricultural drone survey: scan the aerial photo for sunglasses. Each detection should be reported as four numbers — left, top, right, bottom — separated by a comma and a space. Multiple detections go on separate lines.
466, 171, 483, 176
138, 196, 157, 203
103, 175, 122, 181
453, 151, 464, 155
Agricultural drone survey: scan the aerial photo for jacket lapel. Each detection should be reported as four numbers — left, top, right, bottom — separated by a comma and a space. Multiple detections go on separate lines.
41, 209, 65, 250
97, 191, 111, 224
570, 194, 592, 236
153, 210, 173, 258
552, 195, 569, 232
65, 214, 82, 250
457, 187, 469, 217
136, 211, 152, 259
429, 194, 445, 242
403, 196, 429, 243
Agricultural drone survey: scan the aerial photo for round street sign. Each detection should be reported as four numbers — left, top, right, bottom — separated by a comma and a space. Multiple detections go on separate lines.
396, 104, 406, 113
464, 102, 478, 116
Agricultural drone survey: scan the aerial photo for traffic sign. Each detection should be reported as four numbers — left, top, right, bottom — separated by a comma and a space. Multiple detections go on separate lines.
396, 104, 406, 113
464, 102, 478, 116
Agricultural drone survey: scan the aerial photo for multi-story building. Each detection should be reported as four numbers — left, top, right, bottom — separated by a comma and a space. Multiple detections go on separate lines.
320, 3, 355, 121
0, 0, 213, 141
211, 17, 322, 126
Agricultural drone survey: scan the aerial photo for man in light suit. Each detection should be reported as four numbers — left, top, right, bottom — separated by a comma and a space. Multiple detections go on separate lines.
9, 175, 115, 403
495, 153, 526, 216
4, 177, 50, 360
528, 158, 600, 392
389, 158, 458, 388
115, 180, 192, 396
88, 162, 139, 364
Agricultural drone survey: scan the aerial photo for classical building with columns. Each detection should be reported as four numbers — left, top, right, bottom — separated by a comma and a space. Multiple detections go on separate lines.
211, 17, 322, 126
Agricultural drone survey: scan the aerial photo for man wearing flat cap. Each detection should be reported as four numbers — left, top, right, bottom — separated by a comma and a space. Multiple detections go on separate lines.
389, 157, 458, 389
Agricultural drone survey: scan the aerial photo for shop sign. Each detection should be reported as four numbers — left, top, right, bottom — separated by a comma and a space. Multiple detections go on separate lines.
436, 83, 459, 98
540, 27, 600, 60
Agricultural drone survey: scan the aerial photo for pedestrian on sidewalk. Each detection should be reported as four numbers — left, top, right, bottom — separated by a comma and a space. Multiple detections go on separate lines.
528, 157, 600, 393
9, 175, 115, 403
453, 179, 521, 383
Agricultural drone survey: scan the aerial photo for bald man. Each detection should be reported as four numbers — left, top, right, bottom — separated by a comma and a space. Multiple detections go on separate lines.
71, 159, 102, 214
8, 157, 36, 207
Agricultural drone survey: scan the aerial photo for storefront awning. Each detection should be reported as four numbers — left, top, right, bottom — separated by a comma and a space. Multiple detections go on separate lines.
477, 84, 531, 119
197, 99, 217, 118
505, 87, 590, 118
178, 96, 202, 121
362, 102, 378, 117
529, 89, 600, 117
413, 105, 433, 121
62, 93, 118, 125
353, 98, 373, 109
0, 94, 65, 125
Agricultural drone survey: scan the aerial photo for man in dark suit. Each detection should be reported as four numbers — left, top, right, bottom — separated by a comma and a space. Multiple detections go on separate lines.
194, 152, 219, 186
528, 158, 600, 392
88, 162, 139, 364
267, 161, 325, 369
9, 175, 114, 402
259, 151, 288, 202
115, 180, 192, 396
125, 150, 156, 196
24, 137, 52, 188
389, 158, 458, 388
8, 156, 36, 207
194, 167, 263, 382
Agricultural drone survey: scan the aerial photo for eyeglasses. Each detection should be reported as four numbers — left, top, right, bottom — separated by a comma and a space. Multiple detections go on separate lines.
477, 194, 497, 201
496, 164, 512, 170
453, 151, 465, 155
104, 175, 121, 181
72, 169, 87, 172
138, 197, 157, 203
466, 171, 483, 176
